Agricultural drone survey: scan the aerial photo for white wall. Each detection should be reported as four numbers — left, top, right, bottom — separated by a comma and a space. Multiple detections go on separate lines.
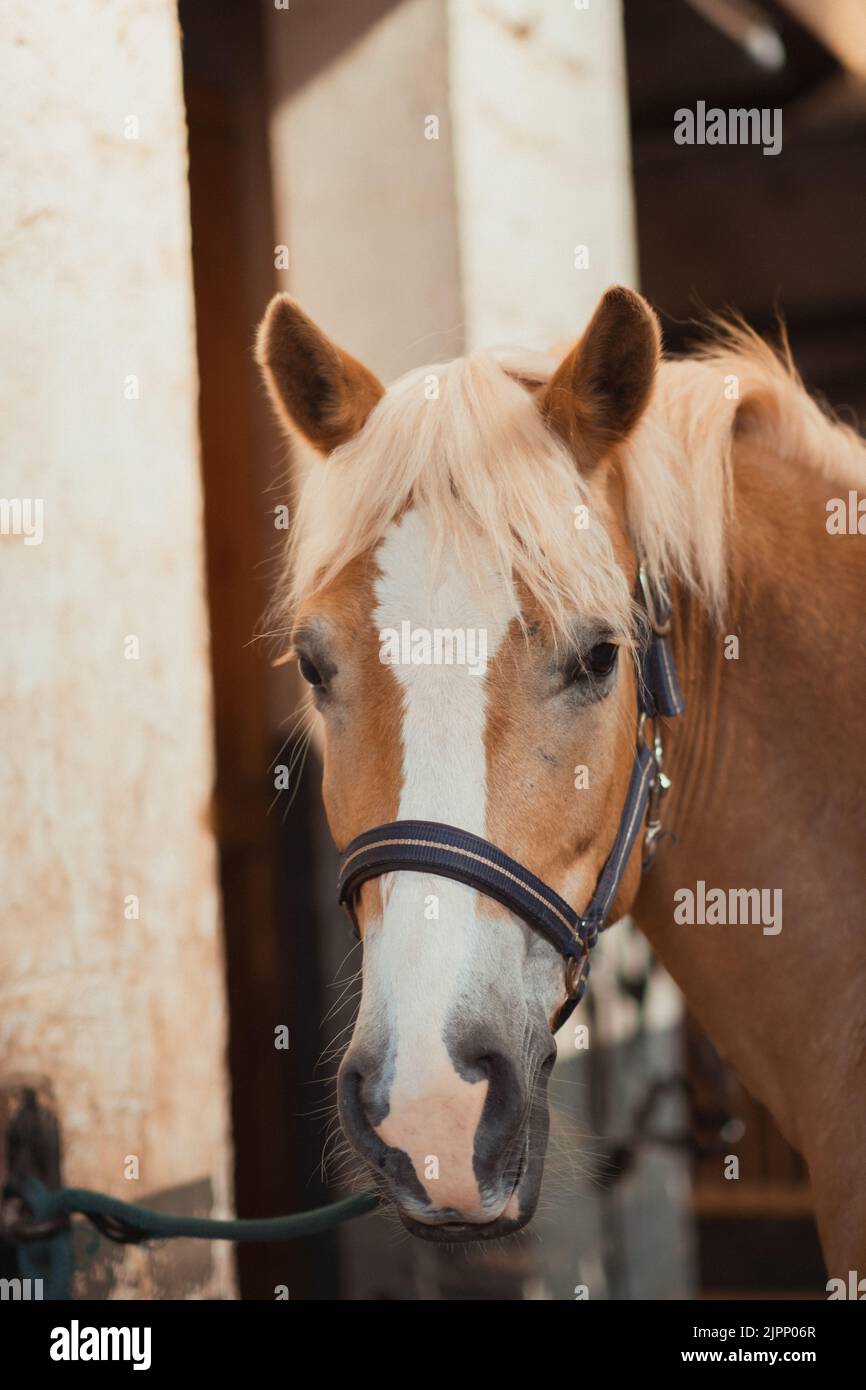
0, 0, 233, 1298
447, 0, 638, 349
264, 0, 464, 383
265, 0, 637, 373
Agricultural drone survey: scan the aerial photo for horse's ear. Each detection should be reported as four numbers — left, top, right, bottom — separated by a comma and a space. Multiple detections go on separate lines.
256, 294, 384, 454
538, 286, 661, 467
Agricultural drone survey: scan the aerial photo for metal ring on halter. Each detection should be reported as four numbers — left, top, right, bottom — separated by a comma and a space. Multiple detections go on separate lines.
565, 949, 590, 1003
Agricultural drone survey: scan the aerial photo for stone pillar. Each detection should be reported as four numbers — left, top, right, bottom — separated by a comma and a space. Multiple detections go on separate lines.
264, 0, 464, 382
264, 0, 637, 373
447, 0, 638, 348
0, 0, 233, 1298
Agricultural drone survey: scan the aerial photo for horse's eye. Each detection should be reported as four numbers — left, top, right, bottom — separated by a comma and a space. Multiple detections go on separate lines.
298, 654, 324, 687
584, 642, 618, 679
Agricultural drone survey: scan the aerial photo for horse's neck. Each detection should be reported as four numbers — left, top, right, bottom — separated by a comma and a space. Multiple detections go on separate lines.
633, 434, 866, 1251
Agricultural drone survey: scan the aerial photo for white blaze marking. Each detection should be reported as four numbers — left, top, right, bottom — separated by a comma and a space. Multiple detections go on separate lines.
368, 510, 517, 1211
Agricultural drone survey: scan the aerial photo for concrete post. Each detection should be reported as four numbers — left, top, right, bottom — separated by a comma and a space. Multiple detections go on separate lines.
1, 0, 233, 1298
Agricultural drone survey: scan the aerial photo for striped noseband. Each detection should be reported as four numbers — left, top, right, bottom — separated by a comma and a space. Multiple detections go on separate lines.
337, 567, 685, 1030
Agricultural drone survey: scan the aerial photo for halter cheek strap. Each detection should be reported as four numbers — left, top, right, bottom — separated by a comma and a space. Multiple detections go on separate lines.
337, 569, 684, 1030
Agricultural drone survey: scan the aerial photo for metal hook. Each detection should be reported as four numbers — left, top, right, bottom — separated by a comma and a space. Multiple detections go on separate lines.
0, 1191, 69, 1243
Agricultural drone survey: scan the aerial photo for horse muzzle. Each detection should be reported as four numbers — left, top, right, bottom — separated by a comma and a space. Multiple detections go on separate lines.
338, 1036, 555, 1241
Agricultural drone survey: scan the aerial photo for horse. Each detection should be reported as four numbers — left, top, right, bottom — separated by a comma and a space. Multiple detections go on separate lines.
256, 285, 866, 1267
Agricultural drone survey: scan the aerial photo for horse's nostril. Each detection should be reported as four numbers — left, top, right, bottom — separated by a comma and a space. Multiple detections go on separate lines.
338, 1054, 393, 1147
455, 1046, 513, 1090
337, 1060, 374, 1138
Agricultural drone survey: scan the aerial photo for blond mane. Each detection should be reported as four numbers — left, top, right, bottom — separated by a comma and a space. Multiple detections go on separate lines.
280, 323, 866, 643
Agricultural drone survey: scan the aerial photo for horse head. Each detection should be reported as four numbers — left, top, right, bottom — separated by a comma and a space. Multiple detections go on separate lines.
257, 286, 663, 1240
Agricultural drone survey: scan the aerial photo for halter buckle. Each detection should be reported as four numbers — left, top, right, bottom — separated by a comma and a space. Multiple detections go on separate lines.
565, 948, 591, 1003
643, 719, 673, 864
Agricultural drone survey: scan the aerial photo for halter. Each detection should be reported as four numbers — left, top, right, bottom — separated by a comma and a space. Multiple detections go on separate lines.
337, 567, 685, 1031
